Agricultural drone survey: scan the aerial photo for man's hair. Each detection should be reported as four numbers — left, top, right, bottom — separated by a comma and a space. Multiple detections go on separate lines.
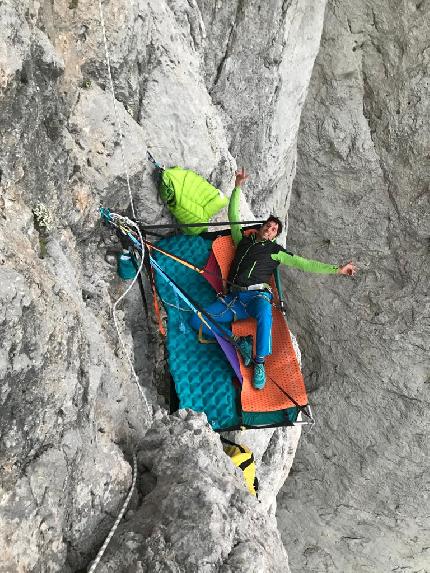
263, 215, 283, 236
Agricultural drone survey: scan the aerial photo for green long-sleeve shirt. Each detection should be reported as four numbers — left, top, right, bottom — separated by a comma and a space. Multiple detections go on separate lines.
228, 186, 339, 275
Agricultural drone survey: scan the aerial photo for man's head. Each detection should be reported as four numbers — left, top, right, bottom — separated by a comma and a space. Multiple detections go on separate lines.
257, 215, 283, 241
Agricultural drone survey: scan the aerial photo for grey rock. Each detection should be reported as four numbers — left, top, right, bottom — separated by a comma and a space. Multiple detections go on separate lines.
277, 1, 430, 571
197, 0, 328, 222
96, 412, 290, 573
2, 0, 400, 571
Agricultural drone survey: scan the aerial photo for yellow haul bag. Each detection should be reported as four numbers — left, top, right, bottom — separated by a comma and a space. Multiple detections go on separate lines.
221, 437, 259, 497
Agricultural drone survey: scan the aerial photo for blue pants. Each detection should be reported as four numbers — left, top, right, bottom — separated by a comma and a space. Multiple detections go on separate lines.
190, 291, 273, 361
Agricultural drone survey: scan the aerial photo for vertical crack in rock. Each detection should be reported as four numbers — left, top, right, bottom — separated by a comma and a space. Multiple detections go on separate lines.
92, 412, 292, 573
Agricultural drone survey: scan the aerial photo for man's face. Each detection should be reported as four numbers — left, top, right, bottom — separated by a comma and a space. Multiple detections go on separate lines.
257, 220, 279, 241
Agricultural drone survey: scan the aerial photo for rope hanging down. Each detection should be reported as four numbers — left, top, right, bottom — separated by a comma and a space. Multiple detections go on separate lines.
98, 0, 136, 219
97, 5, 151, 416
90, 4, 151, 572
111, 224, 152, 415
88, 452, 137, 573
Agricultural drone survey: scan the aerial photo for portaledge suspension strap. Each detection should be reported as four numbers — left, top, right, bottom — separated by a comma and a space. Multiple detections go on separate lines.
133, 219, 265, 231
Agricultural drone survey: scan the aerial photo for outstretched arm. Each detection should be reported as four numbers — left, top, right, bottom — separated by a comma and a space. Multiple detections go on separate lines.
228, 168, 248, 246
272, 251, 357, 276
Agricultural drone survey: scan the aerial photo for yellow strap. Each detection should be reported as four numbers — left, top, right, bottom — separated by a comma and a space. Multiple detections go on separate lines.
198, 324, 217, 344
144, 241, 204, 274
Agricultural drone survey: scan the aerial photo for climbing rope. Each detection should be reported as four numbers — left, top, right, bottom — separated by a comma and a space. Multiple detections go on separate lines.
160, 299, 193, 312
88, 5, 151, 572
97, 2, 151, 414
150, 256, 236, 343
112, 217, 152, 417
87, 451, 137, 573
98, 0, 136, 219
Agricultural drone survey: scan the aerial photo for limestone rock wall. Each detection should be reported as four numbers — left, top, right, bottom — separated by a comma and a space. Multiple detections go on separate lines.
0, 1, 327, 571
98, 411, 291, 573
277, 1, 430, 571
196, 0, 327, 218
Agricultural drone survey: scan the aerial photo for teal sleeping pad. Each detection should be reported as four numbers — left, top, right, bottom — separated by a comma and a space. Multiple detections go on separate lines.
153, 235, 241, 430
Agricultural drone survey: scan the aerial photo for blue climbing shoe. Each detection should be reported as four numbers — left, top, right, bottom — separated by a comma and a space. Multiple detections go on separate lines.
236, 336, 253, 367
253, 363, 266, 390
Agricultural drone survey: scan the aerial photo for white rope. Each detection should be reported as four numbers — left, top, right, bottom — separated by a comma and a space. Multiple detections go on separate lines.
111, 217, 152, 418
97, 1, 151, 416
98, 0, 136, 219
87, 451, 137, 573
87, 8, 151, 571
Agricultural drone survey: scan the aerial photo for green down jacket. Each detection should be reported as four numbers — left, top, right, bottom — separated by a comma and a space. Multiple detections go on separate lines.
159, 166, 228, 235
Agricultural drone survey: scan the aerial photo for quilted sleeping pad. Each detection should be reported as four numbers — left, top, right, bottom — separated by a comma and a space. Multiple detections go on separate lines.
152, 235, 241, 430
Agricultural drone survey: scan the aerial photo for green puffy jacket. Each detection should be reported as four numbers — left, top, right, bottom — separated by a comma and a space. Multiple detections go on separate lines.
159, 166, 228, 235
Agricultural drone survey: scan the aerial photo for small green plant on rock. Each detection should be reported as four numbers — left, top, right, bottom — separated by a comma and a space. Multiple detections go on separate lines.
69, 0, 78, 9
32, 203, 53, 259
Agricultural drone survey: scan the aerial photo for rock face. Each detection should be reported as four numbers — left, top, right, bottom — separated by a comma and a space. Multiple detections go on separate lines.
277, 1, 430, 571
0, 1, 327, 571
4, 0, 427, 570
97, 411, 291, 573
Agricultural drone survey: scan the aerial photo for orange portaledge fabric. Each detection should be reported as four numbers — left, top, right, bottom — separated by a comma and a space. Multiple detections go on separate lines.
212, 234, 308, 412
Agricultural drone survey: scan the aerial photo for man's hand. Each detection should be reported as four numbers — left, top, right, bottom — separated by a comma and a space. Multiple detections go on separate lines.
235, 167, 249, 188
338, 261, 357, 276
